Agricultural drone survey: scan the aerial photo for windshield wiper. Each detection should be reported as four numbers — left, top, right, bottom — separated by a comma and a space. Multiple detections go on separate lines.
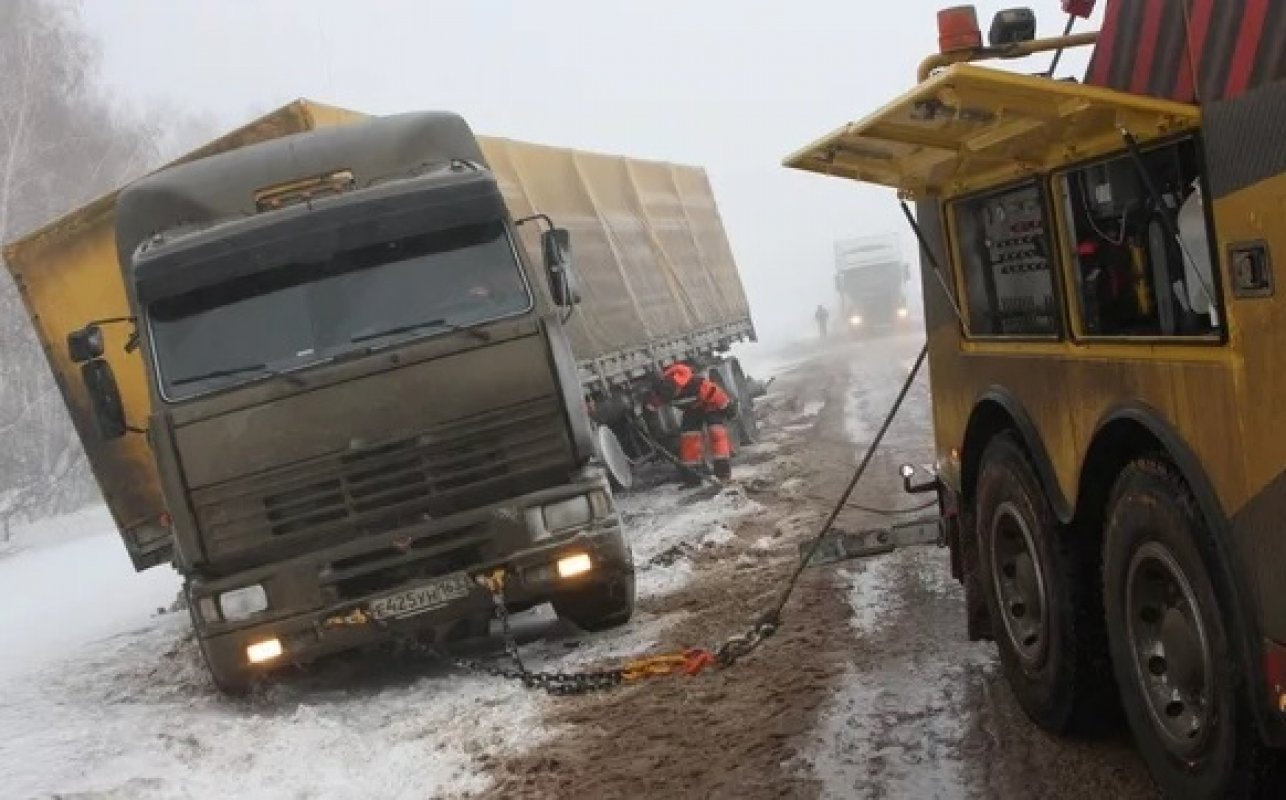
171, 362, 270, 386
349, 318, 491, 345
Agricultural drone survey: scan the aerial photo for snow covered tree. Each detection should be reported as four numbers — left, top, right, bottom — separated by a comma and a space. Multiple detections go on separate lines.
0, 0, 210, 538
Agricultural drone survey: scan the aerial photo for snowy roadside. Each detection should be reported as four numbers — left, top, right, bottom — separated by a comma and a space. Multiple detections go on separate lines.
0, 390, 817, 800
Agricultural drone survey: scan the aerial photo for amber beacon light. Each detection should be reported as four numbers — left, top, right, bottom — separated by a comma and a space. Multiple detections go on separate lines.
936, 5, 983, 53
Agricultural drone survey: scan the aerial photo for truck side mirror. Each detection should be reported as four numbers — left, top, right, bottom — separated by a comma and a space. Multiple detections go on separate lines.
68, 324, 105, 364
80, 359, 127, 440
541, 228, 581, 307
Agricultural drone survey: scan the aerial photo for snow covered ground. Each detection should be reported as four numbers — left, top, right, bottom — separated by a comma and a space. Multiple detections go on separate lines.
0, 506, 180, 683
0, 441, 787, 799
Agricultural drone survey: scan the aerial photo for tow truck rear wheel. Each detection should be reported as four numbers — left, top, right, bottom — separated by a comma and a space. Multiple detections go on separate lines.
975, 432, 1113, 734
552, 571, 636, 633
1103, 459, 1273, 799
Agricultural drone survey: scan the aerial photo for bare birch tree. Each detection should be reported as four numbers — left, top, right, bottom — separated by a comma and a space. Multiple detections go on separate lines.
0, 0, 212, 538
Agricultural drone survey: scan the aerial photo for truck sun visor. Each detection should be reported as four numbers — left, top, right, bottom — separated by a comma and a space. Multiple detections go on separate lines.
132, 174, 506, 304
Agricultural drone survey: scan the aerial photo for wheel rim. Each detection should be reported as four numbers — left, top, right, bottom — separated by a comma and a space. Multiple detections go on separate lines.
594, 425, 634, 489
1124, 541, 1214, 759
989, 501, 1049, 668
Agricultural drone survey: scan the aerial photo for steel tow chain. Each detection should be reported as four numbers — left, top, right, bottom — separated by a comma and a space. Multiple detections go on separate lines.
443, 570, 628, 695
712, 611, 779, 668
438, 568, 779, 695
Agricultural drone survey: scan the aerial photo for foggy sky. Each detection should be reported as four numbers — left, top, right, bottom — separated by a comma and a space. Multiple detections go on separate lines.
83, 1, 1102, 345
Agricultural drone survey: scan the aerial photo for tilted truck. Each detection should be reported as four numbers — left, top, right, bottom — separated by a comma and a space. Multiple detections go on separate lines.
833, 233, 912, 334
2, 100, 756, 692
786, 2, 1286, 796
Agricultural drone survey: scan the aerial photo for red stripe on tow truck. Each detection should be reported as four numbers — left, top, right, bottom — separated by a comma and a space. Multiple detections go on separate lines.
1226, 0, 1271, 98
1129, 0, 1166, 94
1174, 0, 1215, 103
1090, 0, 1125, 86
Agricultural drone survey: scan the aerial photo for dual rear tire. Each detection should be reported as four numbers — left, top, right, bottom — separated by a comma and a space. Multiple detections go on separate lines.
975, 435, 1271, 798
975, 433, 1111, 734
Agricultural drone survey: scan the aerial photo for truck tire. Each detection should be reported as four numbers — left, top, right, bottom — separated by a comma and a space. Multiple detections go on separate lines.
644, 404, 682, 456
1102, 459, 1275, 799
975, 432, 1113, 734
188, 605, 255, 696
710, 363, 755, 449
552, 571, 636, 633
729, 358, 759, 444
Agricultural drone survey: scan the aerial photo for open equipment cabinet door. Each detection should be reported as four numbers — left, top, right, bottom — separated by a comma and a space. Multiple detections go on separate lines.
780, 64, 1201, 557
783, 63, 1200, 202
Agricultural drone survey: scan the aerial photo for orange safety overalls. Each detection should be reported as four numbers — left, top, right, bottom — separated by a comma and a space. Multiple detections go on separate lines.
649, 363, 734, 480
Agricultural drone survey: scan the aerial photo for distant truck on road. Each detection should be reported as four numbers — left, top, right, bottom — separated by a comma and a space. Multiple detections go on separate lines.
3, 100, 757, 692
834, 234, 912, 335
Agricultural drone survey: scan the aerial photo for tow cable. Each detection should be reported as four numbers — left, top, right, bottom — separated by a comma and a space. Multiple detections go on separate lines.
436, 341, 932, 694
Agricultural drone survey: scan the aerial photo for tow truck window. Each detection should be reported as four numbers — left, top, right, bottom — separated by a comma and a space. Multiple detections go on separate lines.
950, 182, 1060, 337
1055, 137, 1222, 339
148, 220, 531, 400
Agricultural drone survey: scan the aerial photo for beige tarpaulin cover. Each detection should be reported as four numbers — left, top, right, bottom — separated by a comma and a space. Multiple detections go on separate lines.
1, 99, 752, 563
481, 137, 748, 361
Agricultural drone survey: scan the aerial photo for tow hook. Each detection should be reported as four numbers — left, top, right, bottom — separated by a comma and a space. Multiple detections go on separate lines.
900, 462, 941, 495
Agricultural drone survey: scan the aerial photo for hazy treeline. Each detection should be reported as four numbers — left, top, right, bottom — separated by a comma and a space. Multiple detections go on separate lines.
0, 0, 212, 538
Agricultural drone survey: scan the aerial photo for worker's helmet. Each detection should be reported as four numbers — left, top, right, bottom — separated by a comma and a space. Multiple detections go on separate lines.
650, 362, 693, 403
663, 362, 695, 388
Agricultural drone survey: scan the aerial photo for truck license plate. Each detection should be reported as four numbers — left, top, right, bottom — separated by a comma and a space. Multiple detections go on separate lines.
369, 573, 474, 621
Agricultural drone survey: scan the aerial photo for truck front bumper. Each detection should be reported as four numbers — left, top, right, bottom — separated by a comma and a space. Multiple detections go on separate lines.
189, 471, 631, 681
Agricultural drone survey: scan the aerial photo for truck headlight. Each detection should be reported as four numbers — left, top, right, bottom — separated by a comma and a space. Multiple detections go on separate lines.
848, 315, 863, 326
543, 495, 592, 533
246, 638, 283, 664
218, 585, 269, 621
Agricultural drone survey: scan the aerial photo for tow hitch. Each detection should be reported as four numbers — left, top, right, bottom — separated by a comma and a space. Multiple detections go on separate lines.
801, 517, 944, 566
801, 462, 945, 567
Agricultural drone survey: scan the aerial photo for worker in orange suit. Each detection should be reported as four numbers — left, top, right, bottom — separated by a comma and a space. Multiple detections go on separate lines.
647, 363, 735, 485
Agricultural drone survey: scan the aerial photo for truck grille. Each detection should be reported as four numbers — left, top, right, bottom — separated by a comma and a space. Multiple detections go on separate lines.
193, 396, 569, 559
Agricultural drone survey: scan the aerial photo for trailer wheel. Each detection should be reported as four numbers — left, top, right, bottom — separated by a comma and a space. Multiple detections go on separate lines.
729, 358, 760, 444
552, 571, 636, 632
1103, 459, 1272, 799
975, 432, 1113, 734
711, 362, 756, 448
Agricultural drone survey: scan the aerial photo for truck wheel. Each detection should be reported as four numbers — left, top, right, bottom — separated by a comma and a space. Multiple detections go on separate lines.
552, 572, 636, 632
729, 358, 760, 444
1103, 459, 1272, 799
594, 423, 634, 490
975, 432, 1112, 734
188, 606, 255, 696
710, 363, 755, 449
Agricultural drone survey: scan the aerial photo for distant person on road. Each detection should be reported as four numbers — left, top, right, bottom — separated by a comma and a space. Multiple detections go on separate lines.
815, 304, 830, 339
646, 362, 736, 486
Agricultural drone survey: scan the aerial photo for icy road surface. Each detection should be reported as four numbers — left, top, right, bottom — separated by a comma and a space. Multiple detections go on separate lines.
0, 338, 1162, 799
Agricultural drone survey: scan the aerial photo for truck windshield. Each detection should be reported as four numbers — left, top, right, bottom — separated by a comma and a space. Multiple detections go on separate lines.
840, 264, 901, 291
148, 220, 531, 400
